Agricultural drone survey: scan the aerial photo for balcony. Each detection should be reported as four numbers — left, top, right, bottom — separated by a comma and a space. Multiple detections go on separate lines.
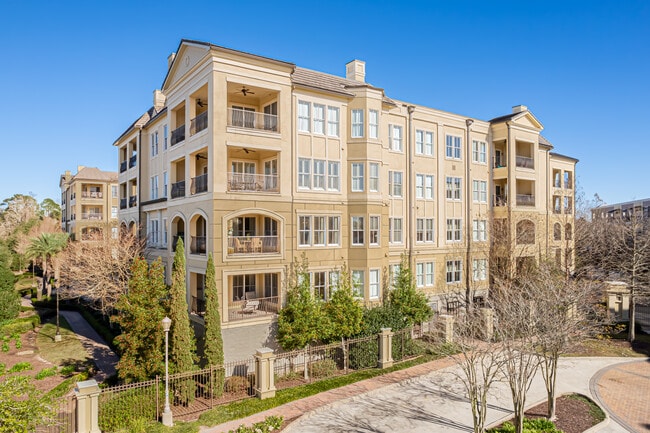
191, 174, 208, 195
171, 180, 185, 199
190, 236, 206, 255
515, 156, 534, 169
120, 161, 127, 173
228, 296, 279, 322
190, 112, 208, 136
129, 155, 137, 168
227, 173, 279, 193
119, 198, 127, 209
171, 125, 185, 146
81, 191, 103, 199
129, 195, 137, 207
493, 195, 508, 207
227, 235, 279, 256
227, 108, 279, 133
516, 194, 535, 207
81, 213, 103, 220
191, 296, 206, 316
493, 155, 507, 169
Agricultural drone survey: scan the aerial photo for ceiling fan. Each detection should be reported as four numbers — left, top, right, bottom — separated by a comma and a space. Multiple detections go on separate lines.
239, 86, 255, 96
196, 99, 207, 107
241, 148, 256, 154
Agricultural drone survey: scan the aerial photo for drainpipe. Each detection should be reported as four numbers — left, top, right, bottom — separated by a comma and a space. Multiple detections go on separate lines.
406, 105, 415, 268
465, 119, 474, 308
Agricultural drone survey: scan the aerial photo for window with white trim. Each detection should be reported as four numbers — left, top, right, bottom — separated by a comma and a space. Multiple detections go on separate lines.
425, 262, 434, 286
313, 271, 327, 300
369, 162, 379, 192
299, 215, 341, 247
369, 269, 380, 299
351, 216, 365, 245
163, 125, 168, 149
472, 180, 487, 203
369, 216, 380, 246
446, 218, 462, 242
425, 175, 434, 199
299, 216, 311, 246
472, 140, 486, 164
298, 158, 311, 188
445, 135, 461, 159
351, 109, 364, 138
369, 109, 378, 139
472, 220, 487, 242
389, 125, 403, 151
313, 216, 326, 245
389, 171, 403, 197
425, 131, 434, 155
389, 218, 403, 244
416, 262, 425, 287
112, 185, 118, 198
149, 218, 159, 246
163, 172, 168, 198
313, 160, 325, 190
416, 130, 424, 155
351, 163, 364, 192
389, 264, 400, 288
415, 262, 434, 288
416, 218, 434, 243
313, 104, 325, 134
327, 106, 340, 137
328, 161, 340, 191
351, 270, 364, 297
111, 206, 118, 219
473, 259, 487, 281
446, 260, 462, 283
151, 132, 158, 157
328, 216, 340, 245
151, 175, 159, 200
162, 217, 168, 246
298, 101, 310, 132
446, 177, 461, 200
416, 174, 424, 199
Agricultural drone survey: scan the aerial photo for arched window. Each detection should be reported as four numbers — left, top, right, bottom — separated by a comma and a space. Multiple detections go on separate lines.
553, 223, 561, 241
516, 220, 535, 245
565, 223, 572, 240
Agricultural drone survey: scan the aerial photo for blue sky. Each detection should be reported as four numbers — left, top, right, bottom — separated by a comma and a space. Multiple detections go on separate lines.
0, 0, 648, 207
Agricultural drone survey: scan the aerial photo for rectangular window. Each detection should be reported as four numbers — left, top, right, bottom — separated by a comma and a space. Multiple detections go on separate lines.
389, 171, 403, 197
473, 220, 487, 242
390, 125, 403, 151
327, 106, 340, 137
329, 271, 340, 294
415, 130, 424, 155
328, 161, 340, 191
313, 160, 326, 190
472, 140, 486, 164
446, 260, 462, 283
351, 216, 365, 245
446, 218, 462, 242
111, 206, 118, 219
425, 131, 434, 155
416, 262, 424, 287
351, 270, 364, 297
472, 180, 487, 203
163, 125, 168, 149
151, 133, 158, 157
446, 177, 461, 200
425, 262, 434, 286
473, 259, 487, 281
328, 216, 340, 245
298, 101, 310, 132
351, 109, 364, 138
162, 218, 168, 246
313, 216, 326, 246
163, 172, 168, 198
369, 216, 379, 246
111, 185, 118, 198
369, 162, 379, 192
389, 264, 400, 288
416, 218, 434, 243
369, 269, 380, 299
151, 175, 159, 200
351, 163, 364, 192
446, 135, 462, 159
313, 104, 325, 134
313, 271, 327, 300
369, 109, 379, 139
299, 216, 311, 246
425, 175, 434, 199
389, 218, 403, 243
416, 219, 425, 243
298, 158, 311, 188
416, 174, 424, 199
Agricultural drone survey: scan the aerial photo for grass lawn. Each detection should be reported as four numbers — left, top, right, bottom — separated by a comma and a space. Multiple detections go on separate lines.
36, 317, 91, 367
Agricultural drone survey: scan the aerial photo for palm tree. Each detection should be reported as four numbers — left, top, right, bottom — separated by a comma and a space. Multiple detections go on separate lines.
26, 233, 68, 299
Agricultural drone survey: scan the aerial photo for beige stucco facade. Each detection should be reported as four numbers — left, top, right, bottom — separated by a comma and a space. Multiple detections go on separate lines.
59, 166, 119, 241
114, 40, 577, 343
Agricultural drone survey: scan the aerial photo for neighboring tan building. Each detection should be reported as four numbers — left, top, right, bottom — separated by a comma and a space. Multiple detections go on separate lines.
592, 198, 650, 220
59, 166, 119, 241
114, 39, 577, 359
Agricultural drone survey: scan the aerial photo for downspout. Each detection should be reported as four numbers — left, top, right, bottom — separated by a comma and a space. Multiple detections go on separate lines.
465, 119, 474, 308
137, 128, 143, 239
406, 105, 415, 268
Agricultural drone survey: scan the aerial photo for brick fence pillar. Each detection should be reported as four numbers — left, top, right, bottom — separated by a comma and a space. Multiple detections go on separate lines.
74, 379, 101, 433
255, 348, 276, 400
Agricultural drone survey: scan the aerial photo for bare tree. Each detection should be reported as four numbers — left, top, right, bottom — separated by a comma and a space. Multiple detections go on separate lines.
59, 229, 144, 316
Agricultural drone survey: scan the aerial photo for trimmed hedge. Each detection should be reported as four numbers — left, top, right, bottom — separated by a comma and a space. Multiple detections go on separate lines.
1, 315, 40, 336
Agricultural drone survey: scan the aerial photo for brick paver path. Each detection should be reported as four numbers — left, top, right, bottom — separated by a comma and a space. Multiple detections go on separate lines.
594, 360, 650, 433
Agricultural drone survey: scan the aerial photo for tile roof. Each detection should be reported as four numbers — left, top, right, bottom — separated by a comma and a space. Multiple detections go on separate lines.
73, 167, 118, 182
488, 112, 520, 123
114, 106, 163, 144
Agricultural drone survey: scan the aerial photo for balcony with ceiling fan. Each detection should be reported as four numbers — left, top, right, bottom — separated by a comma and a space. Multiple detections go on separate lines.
226, 83, 280, 135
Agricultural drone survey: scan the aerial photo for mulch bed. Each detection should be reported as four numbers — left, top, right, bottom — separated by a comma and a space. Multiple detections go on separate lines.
522, 394, 602, 433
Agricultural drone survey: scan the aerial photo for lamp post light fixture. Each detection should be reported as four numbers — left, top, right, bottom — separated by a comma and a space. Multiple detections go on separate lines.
54, 279, 61, 342
161, 316, 173, 426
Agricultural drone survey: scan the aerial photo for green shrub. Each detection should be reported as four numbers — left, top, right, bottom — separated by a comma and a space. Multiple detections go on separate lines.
310, 358, 338, 378
98, 384, 163, 432
228, 415, 284, 433
0, 363, 5, 374
1, 315, 40, 336
60, 365, 76, 376
348, 340, 378, 370
488, 418, 562, 433
35, 367, 58, 380
2, 342, 9, 352
9, 361, 32, 373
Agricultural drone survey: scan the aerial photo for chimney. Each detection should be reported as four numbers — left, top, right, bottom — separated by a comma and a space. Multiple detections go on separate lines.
512, 105, 528, 113
153, 89, 166, 110
77, 165, 85, 173
346, 59, 366, 82
167, 52, 176, 69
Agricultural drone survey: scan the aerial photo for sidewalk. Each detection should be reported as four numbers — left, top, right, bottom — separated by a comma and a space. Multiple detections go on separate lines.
201, 357, 641, 433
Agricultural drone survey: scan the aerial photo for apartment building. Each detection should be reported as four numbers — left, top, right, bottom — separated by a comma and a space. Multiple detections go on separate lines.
114, 39, 576, 358
59, 166, 119, 240
592, 198, 650, 220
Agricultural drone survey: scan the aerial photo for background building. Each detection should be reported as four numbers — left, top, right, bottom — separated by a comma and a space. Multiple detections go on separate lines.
114, 40, 577, 359
59, 166, 119, 241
